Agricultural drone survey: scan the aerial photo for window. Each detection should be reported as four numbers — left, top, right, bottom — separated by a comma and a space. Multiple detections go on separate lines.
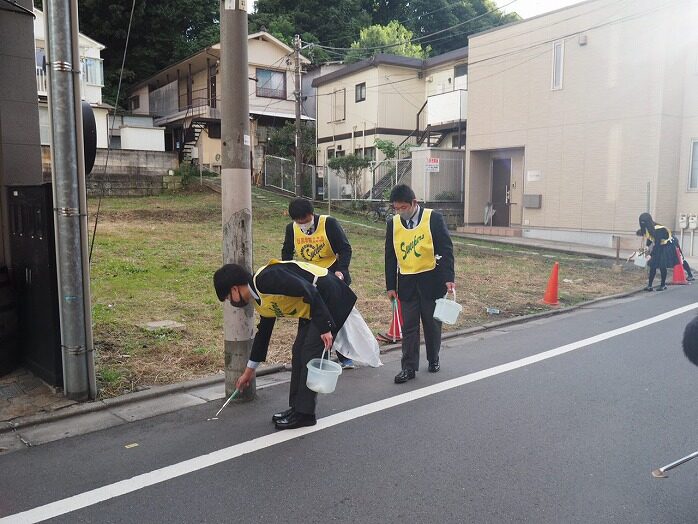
355, 82, 366, 102
354, 148, 363, 157
208, 123, 221, 139
82, 57, 104, 86
129, 96, 140, 110
454, 64, 468, 90
690, 140, 698, 190
552, 40, 564, 90
327, 148, 335, 160
256, 68, 286, 99
363, 146, 376, 161
329, 89, 346, 122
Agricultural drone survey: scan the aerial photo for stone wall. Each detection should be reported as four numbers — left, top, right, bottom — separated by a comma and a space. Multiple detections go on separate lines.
41, 146, 181, 196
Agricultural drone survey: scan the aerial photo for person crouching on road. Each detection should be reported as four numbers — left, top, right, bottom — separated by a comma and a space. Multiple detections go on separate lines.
385, 184, 455, 384
213, 260, 356, 430
282, 198, 356, 369
639, 213, 679, 291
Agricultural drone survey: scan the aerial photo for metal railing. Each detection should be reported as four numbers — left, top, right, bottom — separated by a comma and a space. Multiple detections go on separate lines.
263, 155, 315, 198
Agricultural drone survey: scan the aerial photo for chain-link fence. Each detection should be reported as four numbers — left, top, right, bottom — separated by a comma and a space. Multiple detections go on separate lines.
263, 155, 315, 198
323, 157, 462, 202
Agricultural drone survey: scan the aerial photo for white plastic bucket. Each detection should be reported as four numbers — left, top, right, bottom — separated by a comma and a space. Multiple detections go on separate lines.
433, 289, 462, 325
306, 349, 342, 394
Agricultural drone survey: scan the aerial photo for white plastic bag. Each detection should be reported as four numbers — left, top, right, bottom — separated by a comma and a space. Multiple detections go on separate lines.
333, 308, 383, 367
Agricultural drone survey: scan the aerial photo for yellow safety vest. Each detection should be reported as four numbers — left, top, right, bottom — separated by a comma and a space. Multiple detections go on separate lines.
292, 215, 337, 269
392, 208, 436, 275
252, 260, 328, 319
645, 225, 673, 246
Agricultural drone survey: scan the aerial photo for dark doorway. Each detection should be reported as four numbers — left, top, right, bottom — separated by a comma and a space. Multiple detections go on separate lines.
491, 158, 511, 227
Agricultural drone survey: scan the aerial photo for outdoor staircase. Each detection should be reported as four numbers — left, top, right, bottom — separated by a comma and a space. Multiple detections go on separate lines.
362, 158, 412, 200
181, 120, 206, 163
417, 124, 451, 147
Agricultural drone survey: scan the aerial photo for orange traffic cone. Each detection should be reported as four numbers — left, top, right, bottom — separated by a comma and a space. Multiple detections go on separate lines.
387, 299, 403, 341
542, 262, 560, 306
670, 248, 688, 285
376, 298, 403, 343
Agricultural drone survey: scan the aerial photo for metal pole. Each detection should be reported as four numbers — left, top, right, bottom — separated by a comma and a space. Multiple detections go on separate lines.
220, 0, 254, 399
45, 0, 95, 400
294, 34, 303, 197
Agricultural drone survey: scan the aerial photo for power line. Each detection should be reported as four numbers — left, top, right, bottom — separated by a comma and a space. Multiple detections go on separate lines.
313, 0, 517, 53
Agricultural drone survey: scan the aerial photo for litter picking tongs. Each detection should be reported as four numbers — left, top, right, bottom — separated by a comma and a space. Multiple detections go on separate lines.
209, 388, 241, 420
651, 449, 698, 478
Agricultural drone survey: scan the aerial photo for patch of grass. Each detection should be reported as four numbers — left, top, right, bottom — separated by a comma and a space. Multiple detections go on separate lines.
88, 188, 646, 397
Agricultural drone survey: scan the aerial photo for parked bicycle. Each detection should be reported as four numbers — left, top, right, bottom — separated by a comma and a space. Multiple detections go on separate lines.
367, 201, 394, 223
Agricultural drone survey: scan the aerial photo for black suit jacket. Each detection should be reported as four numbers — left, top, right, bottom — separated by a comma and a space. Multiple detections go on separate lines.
249, 262, 358, 363
385, 207, 455, 301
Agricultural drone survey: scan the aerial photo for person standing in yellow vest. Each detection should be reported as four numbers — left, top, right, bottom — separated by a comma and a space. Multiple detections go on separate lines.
385, 184, 455, 384
282, 198, 355, 368
213, 260, 357, 430
639, 212, 679, 291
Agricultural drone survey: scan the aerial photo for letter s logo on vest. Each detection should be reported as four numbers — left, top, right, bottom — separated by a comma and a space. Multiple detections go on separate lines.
400, 234, 425, 260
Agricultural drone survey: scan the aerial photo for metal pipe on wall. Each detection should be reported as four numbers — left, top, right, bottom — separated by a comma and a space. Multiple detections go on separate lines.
45, 0, 95, 400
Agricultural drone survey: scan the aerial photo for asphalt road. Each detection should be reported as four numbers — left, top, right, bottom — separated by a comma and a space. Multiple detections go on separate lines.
1, 286, 698, 523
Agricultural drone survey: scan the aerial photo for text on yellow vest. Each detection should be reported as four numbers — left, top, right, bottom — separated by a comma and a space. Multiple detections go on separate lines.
392, 208, 436, 274
292, 215, 337, 269
252, 260, 329, 319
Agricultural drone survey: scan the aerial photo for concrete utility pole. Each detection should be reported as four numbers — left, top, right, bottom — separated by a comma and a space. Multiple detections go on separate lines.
45, 0, 96, 400
220, 0, 255, 399
294, 34, 303, 197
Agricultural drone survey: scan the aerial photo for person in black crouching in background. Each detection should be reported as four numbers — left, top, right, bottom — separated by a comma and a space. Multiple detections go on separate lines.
213, 260, 356, 430
639, 213, 679, 291
282, 198, 356, 369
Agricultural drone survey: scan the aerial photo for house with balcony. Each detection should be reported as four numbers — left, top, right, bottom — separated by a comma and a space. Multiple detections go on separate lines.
33, 8, 168, 191
128, 32, 312, 177
311, 47, 468, 213
463, 0, 698, 252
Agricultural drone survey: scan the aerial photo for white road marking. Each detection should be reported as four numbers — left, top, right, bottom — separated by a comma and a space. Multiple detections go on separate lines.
3, 301, 697, 524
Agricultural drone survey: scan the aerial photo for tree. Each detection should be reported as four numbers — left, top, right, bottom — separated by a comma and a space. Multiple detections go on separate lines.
396, 0, 520, 56
266, 121, 316, 165
374, 138, 412, 160
328, 154, 370, 198
249, 0, 371, 58
37, 0, 221, 108
345, 21, 430, 63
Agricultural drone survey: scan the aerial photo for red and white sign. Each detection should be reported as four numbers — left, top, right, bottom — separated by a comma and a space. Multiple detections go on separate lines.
425, 157, 440, 173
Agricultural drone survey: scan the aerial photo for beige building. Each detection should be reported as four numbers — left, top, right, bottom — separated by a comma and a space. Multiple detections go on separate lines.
129, 32, 311, 176
464, 0, 698, 252
312, 49, 468, 201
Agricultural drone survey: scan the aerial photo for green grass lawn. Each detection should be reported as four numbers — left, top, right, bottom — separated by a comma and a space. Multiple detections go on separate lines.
88, 187, 646, 397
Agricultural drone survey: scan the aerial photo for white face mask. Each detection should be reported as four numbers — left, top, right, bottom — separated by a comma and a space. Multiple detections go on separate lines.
298, 221, 314, 234
399, 205, 416, 222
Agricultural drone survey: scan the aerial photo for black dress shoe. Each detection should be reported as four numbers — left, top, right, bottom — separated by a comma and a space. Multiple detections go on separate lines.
428, 361, 440, 373
643, 286, 654, 292
275, 412, 317, 430
272, 407, 294, 423
656, 285, 668, 291
394, 369, 416, 384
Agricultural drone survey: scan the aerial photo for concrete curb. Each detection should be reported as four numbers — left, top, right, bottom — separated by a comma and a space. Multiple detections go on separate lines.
1, 364, 285, 434
377, 287, 645, 354
2, 287, 643, 435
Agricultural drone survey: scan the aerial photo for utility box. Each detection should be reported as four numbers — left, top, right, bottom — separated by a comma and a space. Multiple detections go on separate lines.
523, 194, 542, 209
7, 185, 63, 386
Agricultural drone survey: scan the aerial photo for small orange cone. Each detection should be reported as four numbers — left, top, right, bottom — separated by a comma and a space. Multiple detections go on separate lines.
542, 262, 560, 306
387, 299, 403, 341
670, 248, 688, 285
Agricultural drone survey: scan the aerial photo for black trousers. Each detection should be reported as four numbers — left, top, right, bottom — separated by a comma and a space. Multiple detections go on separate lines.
400, 288, 442, 371
289, 320, 325, 415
